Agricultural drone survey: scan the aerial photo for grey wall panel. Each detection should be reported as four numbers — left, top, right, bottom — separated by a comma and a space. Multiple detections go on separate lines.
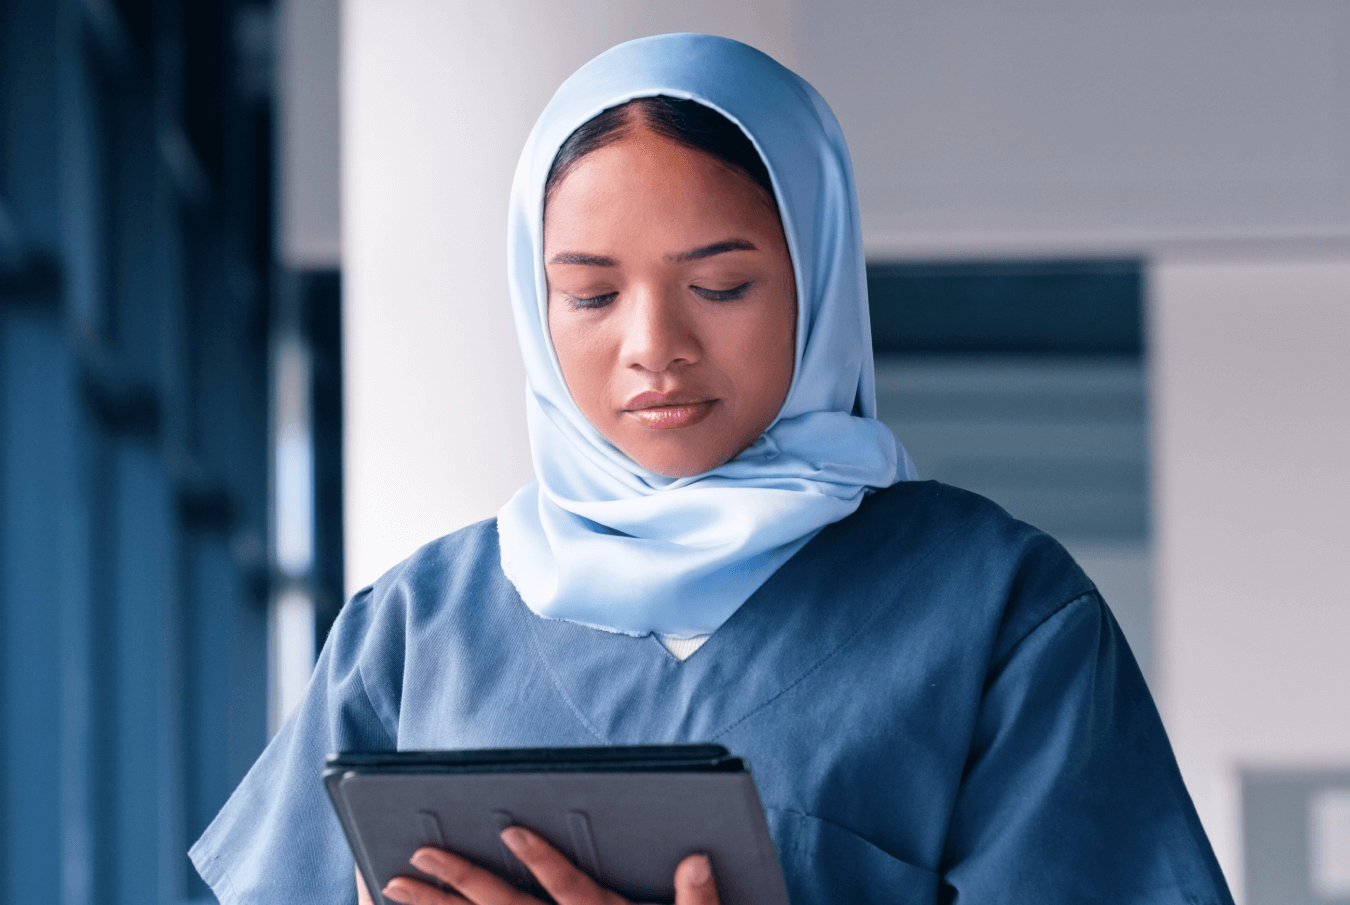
794, 0, 1350, 252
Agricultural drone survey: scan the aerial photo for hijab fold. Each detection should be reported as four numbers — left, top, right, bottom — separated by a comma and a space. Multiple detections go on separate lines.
497, 33, 916, 638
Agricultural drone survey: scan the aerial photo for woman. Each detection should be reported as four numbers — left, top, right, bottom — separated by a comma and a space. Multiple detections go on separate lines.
191, 34, 1234, 905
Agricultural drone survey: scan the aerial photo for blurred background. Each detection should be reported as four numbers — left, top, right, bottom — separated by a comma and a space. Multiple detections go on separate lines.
1, 1, 1347, 903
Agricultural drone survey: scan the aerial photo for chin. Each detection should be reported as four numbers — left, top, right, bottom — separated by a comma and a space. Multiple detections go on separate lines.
629, 442, 745, 479
642, 459, 717, 480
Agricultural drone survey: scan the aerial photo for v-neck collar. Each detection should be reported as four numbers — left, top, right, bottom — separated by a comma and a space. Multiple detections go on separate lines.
514, 482, 943, 745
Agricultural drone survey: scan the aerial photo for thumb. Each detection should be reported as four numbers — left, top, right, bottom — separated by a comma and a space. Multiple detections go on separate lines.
355, 866, 376, 905
674, 854, 720, 905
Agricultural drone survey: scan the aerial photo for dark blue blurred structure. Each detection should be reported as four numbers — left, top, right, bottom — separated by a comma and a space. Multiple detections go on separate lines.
867, 259, 1143, 357
0, 1, 301, 902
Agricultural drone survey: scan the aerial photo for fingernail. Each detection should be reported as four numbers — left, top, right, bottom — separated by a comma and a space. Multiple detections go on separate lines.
500, 826, 530, 850
382, 880, 412, 904
687, 854, 712, 885
410, 848, 438, 872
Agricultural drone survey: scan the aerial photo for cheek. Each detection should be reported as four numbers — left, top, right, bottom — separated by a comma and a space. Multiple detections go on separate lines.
752, 285, 797, 407
718, 297, 795, 422
761, 319, 796, 408
548, 308, 611, 414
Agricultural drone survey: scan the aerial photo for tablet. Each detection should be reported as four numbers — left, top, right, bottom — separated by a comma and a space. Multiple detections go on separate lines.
324, 745, 790, 905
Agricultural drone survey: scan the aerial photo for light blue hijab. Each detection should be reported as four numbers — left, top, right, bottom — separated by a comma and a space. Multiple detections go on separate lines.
497, 33, 916, 638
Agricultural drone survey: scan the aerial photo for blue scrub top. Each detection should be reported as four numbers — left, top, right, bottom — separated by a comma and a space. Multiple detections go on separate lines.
190, 481, 1234, 904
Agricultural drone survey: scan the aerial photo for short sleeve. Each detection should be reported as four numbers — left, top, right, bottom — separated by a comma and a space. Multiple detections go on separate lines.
189, 587, 400, 905
940, 592, 1234, 904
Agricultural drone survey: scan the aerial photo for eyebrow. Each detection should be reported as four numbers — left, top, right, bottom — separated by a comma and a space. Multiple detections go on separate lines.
547, 252, 618, 266
546, 239, 759, 268
668, 239, 758, 263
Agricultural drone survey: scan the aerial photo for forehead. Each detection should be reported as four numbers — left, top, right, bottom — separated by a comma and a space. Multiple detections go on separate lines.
542, 129, 782, 252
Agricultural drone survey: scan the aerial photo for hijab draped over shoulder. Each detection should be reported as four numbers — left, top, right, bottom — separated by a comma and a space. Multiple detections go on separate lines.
497, 33, 916, 638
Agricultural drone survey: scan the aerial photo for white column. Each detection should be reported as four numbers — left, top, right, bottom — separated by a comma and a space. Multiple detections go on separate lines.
1150, 255, 1350, 901
342, 0, 796, 592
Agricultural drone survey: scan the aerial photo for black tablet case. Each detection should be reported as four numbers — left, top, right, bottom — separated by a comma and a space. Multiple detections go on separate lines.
324, 745, 790, 905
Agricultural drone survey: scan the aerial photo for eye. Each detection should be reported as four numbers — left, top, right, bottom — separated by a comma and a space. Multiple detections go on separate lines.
691, 281, 754, 302
566, 291, 618, 310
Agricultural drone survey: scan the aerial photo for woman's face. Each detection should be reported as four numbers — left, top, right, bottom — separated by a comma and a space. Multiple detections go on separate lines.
543, 127, 797, 478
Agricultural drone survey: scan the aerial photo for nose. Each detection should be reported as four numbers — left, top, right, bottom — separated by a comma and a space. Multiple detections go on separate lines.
619, 285, 701, 373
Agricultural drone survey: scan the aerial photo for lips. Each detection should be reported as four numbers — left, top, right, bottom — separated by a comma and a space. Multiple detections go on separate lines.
622, 390, 718, 430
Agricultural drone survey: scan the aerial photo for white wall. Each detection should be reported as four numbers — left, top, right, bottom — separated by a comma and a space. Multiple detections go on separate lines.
1151, 257, 1350, 898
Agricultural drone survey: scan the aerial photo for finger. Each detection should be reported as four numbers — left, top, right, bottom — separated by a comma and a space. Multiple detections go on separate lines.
357, 866, 377, 905
407, 846, 537, 905
381, 873, 474, 905
500, 827, 624, 905
673, 854, 720, 905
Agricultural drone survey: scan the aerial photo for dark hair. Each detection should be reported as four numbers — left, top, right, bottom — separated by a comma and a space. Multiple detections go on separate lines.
544, 96, 776, 207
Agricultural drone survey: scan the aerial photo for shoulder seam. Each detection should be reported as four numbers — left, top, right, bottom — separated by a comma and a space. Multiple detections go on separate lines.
355, 659, 400, 746
985, 589, 1102, 684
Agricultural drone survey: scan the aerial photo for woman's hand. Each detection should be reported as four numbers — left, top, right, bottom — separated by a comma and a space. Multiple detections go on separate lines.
359, 826, 720, 905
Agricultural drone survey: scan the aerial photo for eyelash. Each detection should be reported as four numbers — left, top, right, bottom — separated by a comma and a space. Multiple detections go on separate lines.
564, 281, 753, 310
567, 292, 618, 310
693, 281, 753, 302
